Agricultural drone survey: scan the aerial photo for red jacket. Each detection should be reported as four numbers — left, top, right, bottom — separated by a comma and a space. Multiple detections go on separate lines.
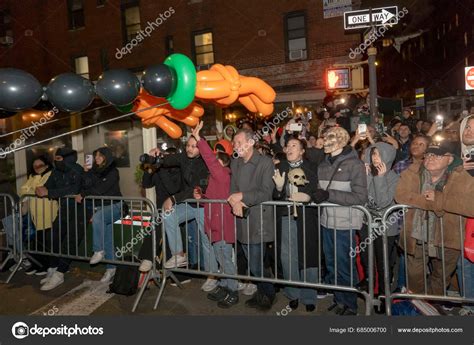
197, 139, 235, 244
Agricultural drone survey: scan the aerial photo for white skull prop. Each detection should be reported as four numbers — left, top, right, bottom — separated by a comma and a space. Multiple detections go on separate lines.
288, 168, 308, 187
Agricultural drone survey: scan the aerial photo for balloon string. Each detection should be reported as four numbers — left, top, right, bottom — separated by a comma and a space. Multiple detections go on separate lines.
0, 101, 169, 155
0, 104, 113, 138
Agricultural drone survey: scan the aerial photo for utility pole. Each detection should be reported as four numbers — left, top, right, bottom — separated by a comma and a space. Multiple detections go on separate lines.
368, 7, 378, 126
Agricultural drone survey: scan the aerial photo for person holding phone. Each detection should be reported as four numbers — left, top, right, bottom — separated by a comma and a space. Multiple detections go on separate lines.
190, 121, 238, 308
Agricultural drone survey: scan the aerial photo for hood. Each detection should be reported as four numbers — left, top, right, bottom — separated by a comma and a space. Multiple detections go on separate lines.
92, 147, 115, 172
214, 139, 233, 156
223, 124, 237, 141
364, 142, 397, 167
55, 147, 78, 165
460, 115, 474, 158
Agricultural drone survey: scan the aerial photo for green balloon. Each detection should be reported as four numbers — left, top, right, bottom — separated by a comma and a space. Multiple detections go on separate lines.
115, 103, 134, 113
163, 53, 197, 110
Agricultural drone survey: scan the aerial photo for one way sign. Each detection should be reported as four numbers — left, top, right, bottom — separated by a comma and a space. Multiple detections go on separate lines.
344, 6, 398, 30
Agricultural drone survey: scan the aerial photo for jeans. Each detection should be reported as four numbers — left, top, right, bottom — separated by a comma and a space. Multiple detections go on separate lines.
397, 253, 406, 289
92, 203, 122, 269
457, 256, 474, 312
164, 203, 217, 272
281, 216, 318, 305
240, 242, 275, 298
322, 226, 358, 312
213, 240, 238, 291
186, 220, 199, 267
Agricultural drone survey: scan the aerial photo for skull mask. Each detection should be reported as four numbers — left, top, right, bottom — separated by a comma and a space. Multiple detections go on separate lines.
323, 127, 350, 154
288, 168, 309, 186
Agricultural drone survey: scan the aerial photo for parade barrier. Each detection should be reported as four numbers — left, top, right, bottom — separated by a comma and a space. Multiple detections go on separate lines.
0, 193, 19, 283
1, 194, 162, 312
154, 199, 376, 315
382, 205, 474, 315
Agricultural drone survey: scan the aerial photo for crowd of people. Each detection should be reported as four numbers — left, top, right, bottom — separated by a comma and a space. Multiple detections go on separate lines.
1, 104, 474, 316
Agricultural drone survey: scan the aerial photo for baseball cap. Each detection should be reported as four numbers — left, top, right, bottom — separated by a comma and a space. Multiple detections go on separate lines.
426, 140, 457, 156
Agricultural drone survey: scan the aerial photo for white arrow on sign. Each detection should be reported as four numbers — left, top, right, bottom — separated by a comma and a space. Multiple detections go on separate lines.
375, 9, 395, 24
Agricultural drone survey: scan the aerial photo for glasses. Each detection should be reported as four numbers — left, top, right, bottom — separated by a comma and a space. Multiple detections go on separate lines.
424, 153, 451, 160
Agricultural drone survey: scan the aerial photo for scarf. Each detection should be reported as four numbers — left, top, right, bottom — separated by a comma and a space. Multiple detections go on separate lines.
288, 159, 303, 169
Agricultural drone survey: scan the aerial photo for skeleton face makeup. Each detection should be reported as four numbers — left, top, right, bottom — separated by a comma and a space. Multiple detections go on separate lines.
288, 168, 309, 186
323, 127, 349, 154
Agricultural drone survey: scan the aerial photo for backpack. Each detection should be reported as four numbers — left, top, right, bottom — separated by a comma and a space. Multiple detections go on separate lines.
107, 260, 139, 296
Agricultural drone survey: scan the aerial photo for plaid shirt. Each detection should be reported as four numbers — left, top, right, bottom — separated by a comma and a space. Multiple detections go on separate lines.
393, 157, 413, 175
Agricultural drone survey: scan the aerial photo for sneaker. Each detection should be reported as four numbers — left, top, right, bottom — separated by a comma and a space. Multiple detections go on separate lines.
245, 292, 262, 309
25, 267, 37, 275
238, 282, 246, 291
207, 286, 229, 302
100, 268, 116, 283
201, 278, 218, 292
317, 290, 332, 299
459, 307, 474, 316
21, 259, 32, 270
90, 251, 105, 265
305, 304, 316, 312
334, 305, 357, 316
163, 254, 187, 269
9, 263, 23, 272
217, 290, 239, 309
289, 299, 299, 310
257, 294, 276, 312
139, 260, 152, 273
242, 283, 257, 296
34, 269, 48, 276
40, 267, 57, 285
40, 271, 64, 291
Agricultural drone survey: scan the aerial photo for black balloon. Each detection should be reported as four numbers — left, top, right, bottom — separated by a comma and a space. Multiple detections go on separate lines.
0, 109, 16, 119
142, 64, 175, 98
0, 68, 43, 111
46, 73, 95, 112
95, 69, 140, 106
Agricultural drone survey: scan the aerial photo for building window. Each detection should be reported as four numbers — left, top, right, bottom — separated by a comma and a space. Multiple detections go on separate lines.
0, 10, 13, 41
193, 31, 214, 66
285, 12, 307, 61
121, 1, 141, 43
100, 48, 109, 71
74, 56, 89, 79
67, 0, 85, 30
166, 35, 174, 55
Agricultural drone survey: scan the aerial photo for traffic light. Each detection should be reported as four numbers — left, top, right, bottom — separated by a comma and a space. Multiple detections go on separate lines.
326, 68, 350, 90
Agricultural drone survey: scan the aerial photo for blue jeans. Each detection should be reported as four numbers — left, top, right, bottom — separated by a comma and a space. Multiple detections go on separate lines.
457, 256, 474, 312
164, 203, 217, 272
281, 216, 318, 305
241, 242, 275, 298
213, 240, 238, 292
187, 220, 199, 267
397, 253, 407, 289
92, 203, 122, 269
322, 226, 358, 312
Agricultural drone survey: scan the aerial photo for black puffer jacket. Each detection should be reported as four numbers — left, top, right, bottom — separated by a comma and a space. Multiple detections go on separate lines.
45, 148, 82, 203
161, 152, 209, 204
81, 147, 122, 205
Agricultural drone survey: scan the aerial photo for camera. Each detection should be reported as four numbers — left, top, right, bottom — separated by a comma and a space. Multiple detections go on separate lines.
139, 153, 161, 166
464, 148, 474, 162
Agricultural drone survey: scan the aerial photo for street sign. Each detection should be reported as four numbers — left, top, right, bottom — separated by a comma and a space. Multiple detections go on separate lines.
344, 6, 398, 30
465, 66, 474, 90
323, 0, 352, 19
415, 87, 425, 108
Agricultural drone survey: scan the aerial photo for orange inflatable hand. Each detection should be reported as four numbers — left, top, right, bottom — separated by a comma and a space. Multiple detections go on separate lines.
195, 64, 276, 116
133, 89, 204, 139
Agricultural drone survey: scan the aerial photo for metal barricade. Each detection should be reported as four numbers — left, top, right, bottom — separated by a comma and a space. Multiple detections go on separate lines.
382, 204, 474, 315
10, 194, 162, 312
0, 193, 19, 283
153, 199, 376, 315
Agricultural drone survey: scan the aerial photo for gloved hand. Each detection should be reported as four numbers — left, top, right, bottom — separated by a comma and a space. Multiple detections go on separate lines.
289, 192, 311, 203
272, 170, 286, 192
312, 189, 329, 204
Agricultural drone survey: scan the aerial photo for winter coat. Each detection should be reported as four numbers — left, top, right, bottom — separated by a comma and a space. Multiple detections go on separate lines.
318, 146, 368, 230
273, 159, 320, 269
363, 142, 400, 236
81, 147, 122, 206
45, 148, 82, 206
161, 152, 209, 205
230, 150, 275, 244
197, 139, 234, 244
395, 162, 474, 255
142, 166, 181, 208
20, 168, 58, 230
